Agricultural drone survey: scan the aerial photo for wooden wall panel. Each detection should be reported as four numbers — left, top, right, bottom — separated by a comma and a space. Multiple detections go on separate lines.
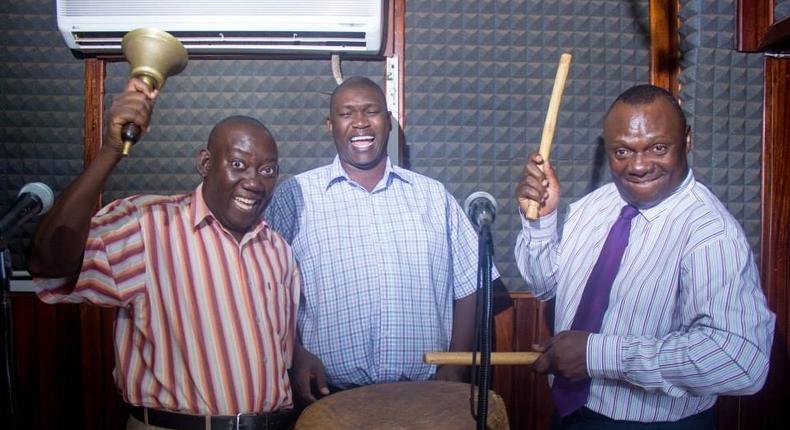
737, 0, 774, 52
83, 58, 104, 169
79, 306, 126, 430
393, 0, 407, 164
492, 292, 552, 430
10, 294, 83, 429
649, 0, 679, 93
757, 56, 790, 429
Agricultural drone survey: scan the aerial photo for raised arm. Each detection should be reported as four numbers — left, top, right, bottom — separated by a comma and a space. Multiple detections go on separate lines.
514, 152, 562, 299
27, 79, 157, 278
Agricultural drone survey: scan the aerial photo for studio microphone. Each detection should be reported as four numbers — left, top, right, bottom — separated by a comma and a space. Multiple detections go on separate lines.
0, 182, 54, 240
464, 191, 497, 228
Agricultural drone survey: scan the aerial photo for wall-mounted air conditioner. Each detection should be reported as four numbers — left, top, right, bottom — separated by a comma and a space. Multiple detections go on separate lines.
56, 0, 386, 55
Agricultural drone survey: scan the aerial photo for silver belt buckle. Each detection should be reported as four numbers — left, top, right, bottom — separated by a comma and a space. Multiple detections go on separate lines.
235, 412, 260, 430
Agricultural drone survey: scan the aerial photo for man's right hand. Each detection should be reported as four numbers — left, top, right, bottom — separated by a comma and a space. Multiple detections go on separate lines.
102, 78, 158, 158
292, 343, 330, 405
516, 151, 561, 218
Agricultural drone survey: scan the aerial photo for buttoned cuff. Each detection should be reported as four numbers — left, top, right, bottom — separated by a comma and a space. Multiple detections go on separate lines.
586, 333, 624, 380
519, 208, 558, 241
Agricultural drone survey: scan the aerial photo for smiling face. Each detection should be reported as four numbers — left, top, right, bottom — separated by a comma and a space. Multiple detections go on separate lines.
197, 116, 278, 241
327, 78, 392, 181
603, 97, 690, 209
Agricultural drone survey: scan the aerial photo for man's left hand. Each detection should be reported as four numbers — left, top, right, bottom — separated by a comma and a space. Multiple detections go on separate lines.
531, 330, 590, 381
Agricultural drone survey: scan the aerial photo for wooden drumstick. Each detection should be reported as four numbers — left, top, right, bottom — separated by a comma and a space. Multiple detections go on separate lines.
522, 53, 572, 220
423, 352, 540, 366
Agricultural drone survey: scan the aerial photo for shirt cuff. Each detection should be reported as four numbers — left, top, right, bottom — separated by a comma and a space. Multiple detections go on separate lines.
586, 333, 624, 380
519, 208, 558, 241
33, 276, 71, 291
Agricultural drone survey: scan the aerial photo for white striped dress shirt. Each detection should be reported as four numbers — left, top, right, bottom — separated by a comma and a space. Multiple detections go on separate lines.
36, 184, 300, 415
515, 172, 775, 422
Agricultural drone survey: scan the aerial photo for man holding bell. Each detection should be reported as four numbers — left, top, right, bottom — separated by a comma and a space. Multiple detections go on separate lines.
28, 78, 301, 430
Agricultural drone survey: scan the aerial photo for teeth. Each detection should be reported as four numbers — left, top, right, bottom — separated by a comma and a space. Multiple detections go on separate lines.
350, 135, 375, 150
351, 136, 374, 142
233, 197, 257, 210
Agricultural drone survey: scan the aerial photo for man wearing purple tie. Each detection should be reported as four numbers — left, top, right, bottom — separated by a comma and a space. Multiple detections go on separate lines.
514, 84, 774, 429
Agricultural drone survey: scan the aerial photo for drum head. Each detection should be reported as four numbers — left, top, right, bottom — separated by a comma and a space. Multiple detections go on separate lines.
294, 381, 509, 430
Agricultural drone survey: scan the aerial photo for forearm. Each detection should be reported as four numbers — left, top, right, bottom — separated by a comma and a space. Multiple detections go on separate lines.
431, 292, 478, 381
448, 291, 477, 352
514, 209, 559, 299
588, 324, 772, 396
28, 148, 121, 277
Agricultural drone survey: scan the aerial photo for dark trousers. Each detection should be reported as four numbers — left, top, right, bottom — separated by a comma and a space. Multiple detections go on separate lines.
552, 407, 715, 430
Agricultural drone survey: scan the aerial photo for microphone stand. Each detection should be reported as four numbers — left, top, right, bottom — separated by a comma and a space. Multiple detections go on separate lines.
0, 241, 17, 429
470, 221, 494, 430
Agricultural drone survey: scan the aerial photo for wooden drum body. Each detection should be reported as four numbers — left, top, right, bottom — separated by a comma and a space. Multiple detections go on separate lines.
294, 381, 509, 430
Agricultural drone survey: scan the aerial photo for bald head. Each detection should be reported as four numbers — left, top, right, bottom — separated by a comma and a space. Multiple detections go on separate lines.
605, 84, 687, 136
207, 115, 274, 153
329, 76, 387, 115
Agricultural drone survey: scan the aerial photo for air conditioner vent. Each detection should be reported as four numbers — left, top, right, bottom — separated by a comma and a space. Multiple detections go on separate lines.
56, 0, 385, 55
60, 0, 377, 17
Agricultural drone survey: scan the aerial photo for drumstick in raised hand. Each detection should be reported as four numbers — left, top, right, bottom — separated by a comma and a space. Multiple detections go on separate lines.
522, 53, 572, 220
424, 352, 540, 366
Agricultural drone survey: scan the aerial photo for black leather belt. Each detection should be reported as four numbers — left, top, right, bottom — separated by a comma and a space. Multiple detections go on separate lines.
129, 405, 297, 430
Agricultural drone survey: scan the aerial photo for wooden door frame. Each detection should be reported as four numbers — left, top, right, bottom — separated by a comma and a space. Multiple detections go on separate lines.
649, 0, 679, 93
735, 1, 787, 428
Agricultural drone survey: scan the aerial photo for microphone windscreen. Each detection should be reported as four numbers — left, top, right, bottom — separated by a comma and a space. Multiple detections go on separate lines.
464, 191, 497, 216
19, 182, 55, 214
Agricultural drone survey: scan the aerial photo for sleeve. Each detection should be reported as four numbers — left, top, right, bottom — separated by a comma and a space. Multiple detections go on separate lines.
587, 236, 776, 397
35, 198, 147, 307
282, 246, 302, 369
513, 209, 560, 300
264, 178, 301, 244
445, 189, 498, 300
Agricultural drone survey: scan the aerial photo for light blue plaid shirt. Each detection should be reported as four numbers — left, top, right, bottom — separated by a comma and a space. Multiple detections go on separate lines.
265, 156, 492, 388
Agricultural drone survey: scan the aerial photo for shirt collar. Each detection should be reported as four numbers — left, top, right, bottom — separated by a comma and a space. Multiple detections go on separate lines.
636, 170, 695, 223
325, 155, 411, 192
191, 182, 271, 241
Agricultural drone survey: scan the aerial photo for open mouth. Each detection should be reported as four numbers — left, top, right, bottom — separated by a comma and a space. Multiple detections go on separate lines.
233, 196, 259, 212
350, 135, 375, 150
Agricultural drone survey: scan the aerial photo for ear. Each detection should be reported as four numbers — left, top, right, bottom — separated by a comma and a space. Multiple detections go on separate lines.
684, 126, 692, 153
387, 111, 393, 132
196, 149, 211, 177
325, 116, 333, 134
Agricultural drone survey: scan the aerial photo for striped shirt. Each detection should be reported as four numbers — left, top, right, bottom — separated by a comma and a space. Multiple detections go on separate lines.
515, 172, 775, 422
36, 184, 300, 415
265, 156, 492, 388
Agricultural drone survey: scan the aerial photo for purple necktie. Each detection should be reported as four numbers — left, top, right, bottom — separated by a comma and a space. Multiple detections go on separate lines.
551, 204, 639, 417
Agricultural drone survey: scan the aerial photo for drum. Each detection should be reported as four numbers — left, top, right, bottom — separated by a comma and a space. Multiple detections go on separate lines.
294, 381, 509, 430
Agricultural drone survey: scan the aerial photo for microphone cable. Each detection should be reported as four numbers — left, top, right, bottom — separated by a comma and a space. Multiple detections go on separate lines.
469, 222, 494, 430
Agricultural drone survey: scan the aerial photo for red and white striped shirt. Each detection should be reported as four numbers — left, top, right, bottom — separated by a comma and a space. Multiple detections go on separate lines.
36, 184, 300, 415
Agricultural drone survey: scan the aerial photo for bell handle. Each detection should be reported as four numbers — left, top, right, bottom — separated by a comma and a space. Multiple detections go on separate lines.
119, 73, 157, 157
120, 123, 142, 156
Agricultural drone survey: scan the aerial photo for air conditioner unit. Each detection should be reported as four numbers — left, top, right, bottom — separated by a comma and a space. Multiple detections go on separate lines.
56, 0, 386, 55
